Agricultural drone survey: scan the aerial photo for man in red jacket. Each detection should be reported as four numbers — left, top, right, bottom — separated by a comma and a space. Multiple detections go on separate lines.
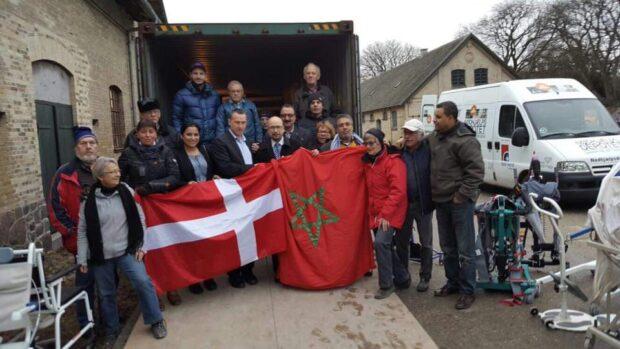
48, 126, 98, 329
362, 128, 409, 299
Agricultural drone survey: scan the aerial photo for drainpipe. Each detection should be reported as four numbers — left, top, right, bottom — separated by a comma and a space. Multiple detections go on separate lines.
128, 26, 140, 126
139, 0, 162, 24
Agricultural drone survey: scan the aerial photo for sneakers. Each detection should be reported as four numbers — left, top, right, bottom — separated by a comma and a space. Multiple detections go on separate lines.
166, 291, 182, 305
203, 278, 218, 291
151, 320, 167, 339
416, 279, 430, 292
188, 283, 204, 294
374, 286, 395, 299
433, 284, 459, 297
455, 294, 476, 310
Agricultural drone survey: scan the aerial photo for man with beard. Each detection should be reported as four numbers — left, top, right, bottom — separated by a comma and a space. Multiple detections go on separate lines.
48, 126, 99, 331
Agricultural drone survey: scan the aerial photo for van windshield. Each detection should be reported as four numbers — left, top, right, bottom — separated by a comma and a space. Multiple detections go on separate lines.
524, 99, 620, 139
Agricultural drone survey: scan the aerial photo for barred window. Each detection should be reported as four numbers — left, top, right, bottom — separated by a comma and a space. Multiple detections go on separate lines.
109, 86, 125, 151
474, 68, 488, 86
451, 69, 466, 88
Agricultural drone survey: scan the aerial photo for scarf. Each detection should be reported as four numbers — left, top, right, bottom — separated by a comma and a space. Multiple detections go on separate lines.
84, 182, 144, 265
330, 133, 364, 150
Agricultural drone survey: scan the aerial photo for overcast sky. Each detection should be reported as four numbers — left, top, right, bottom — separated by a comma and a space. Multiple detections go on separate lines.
163, 0, 500, 51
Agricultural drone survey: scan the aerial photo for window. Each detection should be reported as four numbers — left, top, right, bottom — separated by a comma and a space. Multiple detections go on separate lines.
451, 69, 465, 88
391, 111, 398, 130
474, 68, 488, 86
109, 86, 126, 151
370, 113, 374, 122
376, 119, 382, 130
382, 110, 388, 121
498, 105, 525, 138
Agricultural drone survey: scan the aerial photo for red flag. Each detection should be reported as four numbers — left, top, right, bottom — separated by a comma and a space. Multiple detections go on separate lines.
139, 164, 287, 294
274, 148, 375, 289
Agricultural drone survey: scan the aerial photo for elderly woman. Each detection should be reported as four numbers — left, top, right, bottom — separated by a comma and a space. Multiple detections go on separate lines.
173, 122, 218, 294
308, 120, 335, 151
77, 157, 166, 345
118, 119, 182, 305
361, 128, 409, 300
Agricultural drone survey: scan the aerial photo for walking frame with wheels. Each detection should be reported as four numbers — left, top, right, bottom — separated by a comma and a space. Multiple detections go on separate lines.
528, 192, 595, 332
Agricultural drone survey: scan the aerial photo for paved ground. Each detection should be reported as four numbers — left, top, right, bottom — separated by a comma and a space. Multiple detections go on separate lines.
125, 263, 437, 349
125, 189, 614, 348
397, 190, 605, 349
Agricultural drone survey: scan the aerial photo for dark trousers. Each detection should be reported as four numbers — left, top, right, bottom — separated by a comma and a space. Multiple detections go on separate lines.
374, 227, 410, 289
75, 257, 96, 329
435, 200, 477, 295
398, 203, 433, 281
228, 262, 255, 281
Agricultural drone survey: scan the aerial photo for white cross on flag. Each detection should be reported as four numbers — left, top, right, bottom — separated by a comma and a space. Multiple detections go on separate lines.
139, 165, 288, 293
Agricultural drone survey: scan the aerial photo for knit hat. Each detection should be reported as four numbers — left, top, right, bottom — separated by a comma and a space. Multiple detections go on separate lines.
307, 93, 324, 106
73, 126, 96, 143
137, 98, 160, 113
190, 62, 206, 72
364, 128, 385, 145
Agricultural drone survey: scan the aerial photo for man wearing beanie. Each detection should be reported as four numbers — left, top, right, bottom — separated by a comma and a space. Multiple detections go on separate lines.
171, 62, 221, 146
125, 98, 179, 149
298, 93, 335, 135
47, 126, 99, 331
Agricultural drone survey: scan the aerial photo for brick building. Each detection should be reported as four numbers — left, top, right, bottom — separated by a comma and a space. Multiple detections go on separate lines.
361, 34, 517, 142
0, 0, 166, 247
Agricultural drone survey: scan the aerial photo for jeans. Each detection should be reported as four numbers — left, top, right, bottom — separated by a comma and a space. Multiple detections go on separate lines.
397, 203, 433, 281
75, 258, 96, 329
436, 200, 477, 295
92, 254, 162, 335
374, 226, 410, 289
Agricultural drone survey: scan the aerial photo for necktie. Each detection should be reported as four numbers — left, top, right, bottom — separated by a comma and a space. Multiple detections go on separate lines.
274, 142, 281, 159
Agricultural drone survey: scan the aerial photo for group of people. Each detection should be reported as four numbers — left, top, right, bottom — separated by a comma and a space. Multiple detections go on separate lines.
46, 59, 484, 347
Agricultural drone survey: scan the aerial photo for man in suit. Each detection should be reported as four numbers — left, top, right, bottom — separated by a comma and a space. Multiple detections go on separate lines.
280, 104, 312, 148
253, 116, 301, 280
210, 108, 258, 288
254, 116, 301, 164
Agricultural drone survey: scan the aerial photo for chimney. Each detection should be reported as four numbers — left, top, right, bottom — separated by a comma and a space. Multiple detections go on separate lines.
420, 48, 428, 56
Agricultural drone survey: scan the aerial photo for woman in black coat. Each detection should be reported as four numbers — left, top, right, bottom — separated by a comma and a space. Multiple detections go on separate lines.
173, 123, 218, 294
118, 119, 180, 196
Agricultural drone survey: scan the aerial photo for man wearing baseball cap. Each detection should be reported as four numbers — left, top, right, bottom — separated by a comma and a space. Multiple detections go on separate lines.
171, 62, 221, 145
396, 119, 434, 292
48, 126, 100, 331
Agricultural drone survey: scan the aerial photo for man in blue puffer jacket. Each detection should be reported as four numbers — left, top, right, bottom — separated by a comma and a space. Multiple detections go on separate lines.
172, 62, 221, 145
215, 80, 262, 144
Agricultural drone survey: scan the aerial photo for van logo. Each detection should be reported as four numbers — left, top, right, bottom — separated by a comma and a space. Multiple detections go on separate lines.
501, 144, 509, 161
465, 106, 487, 137
577, 138, 620, 153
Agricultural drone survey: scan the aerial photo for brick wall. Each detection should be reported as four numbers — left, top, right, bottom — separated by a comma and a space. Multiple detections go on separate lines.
0, 0, 138, 248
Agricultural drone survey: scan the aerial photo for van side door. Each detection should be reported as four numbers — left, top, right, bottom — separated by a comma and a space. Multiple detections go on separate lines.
494, 105, 531, 187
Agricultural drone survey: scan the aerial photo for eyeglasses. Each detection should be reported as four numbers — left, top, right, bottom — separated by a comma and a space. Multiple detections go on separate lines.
103, 169, 121, 175
280, 113, 295, 117
363, 141, 377, 146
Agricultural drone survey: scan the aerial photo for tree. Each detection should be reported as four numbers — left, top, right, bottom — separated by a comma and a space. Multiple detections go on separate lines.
546, 0, 620, 105
461, 0, 556, 73
360, 40, 420, 80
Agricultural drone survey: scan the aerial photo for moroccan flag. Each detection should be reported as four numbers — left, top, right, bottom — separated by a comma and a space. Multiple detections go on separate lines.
139, 164, 287, 294
274, 148, 375, 289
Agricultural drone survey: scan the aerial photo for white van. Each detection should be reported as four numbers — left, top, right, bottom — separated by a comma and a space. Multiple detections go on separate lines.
423, 78, 620, 201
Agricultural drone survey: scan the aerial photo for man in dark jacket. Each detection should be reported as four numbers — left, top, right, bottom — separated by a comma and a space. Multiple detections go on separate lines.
293, 62, 336, 119
428, 101, 484, 310
397, 119, 434, 292
171, 62, 221, 145
280, 104, 311, 148
124, 98, 179, 149
298, 94, 335, 136
210, 109, 257, 287
47, 126, 99, 330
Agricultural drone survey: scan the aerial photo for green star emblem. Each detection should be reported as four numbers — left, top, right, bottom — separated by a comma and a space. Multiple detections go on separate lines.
289, 187, 339, 247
